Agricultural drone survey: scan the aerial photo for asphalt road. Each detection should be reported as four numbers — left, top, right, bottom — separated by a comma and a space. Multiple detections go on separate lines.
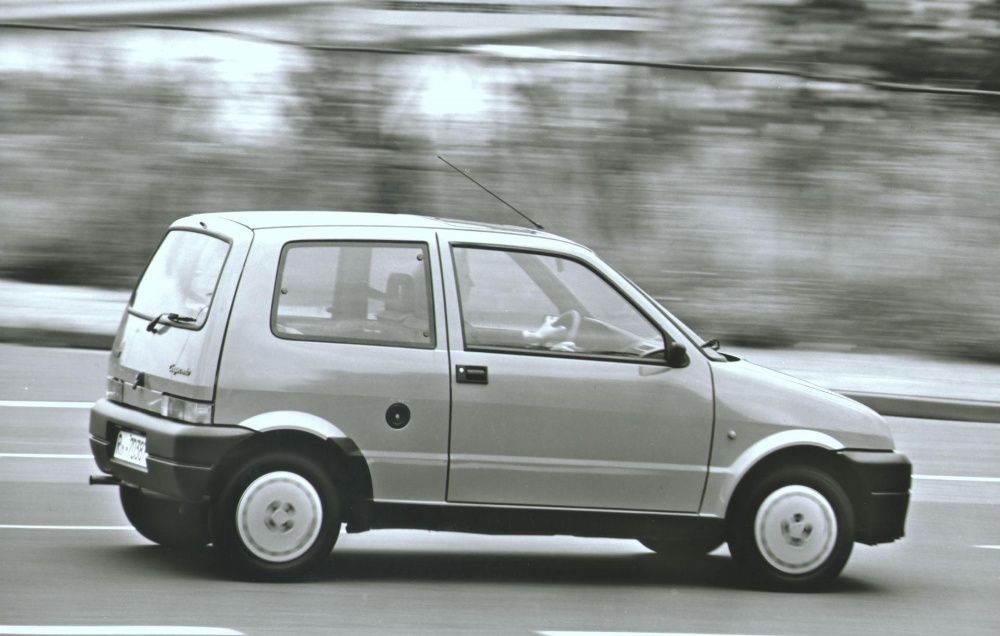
1, 344, 998, 636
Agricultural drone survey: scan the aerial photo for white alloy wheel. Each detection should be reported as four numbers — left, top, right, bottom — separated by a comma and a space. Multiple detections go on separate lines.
236, 470, 323, 563
753, 484, 837, 575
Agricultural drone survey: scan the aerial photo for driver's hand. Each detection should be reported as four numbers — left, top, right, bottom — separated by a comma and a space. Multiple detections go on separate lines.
522, 315, 567, 344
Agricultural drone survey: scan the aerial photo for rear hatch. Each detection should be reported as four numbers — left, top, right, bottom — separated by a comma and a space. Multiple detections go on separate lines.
107, 215, 253, 423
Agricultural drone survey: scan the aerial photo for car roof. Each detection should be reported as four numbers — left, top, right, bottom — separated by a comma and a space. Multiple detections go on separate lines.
208, 211, 525, 233
190, 211, 582, 247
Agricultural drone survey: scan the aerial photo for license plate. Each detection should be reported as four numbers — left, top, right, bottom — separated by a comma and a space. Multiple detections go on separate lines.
113, 430, 148, 470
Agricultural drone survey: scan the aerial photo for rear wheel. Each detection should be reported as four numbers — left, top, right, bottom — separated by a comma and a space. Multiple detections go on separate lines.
212, 451, 341, 581
728, 466, 855, 591
119, 485, 209, 548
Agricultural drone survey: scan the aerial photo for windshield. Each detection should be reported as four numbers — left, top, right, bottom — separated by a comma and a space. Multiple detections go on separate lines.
617, 272, 731, 362
130, 230, 230, 326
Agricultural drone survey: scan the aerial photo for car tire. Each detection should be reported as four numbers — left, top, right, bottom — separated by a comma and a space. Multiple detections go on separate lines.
728, 465, 855, 591
212, 451, 341, 582
119, 485, 209, 548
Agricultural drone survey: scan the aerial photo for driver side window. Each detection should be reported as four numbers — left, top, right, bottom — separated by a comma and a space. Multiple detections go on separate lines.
452, 246, 664, 360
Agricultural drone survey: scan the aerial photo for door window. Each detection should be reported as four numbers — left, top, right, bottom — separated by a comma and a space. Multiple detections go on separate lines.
453, 247, 664, 359
273, 242, 433, 348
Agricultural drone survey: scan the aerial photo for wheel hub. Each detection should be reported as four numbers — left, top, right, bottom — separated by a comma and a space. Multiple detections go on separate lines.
780, 513, 813, 546
754, 484, 837, 575
236, 471, 323, 563
264, 501, 296, 533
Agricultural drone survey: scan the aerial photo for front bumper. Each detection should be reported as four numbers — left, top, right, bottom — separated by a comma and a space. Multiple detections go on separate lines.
89, 398, 253, 502
840, 450, 912, 545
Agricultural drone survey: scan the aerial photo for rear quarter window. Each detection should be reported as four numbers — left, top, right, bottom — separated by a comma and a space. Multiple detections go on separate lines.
272, 241, 434, 348
130, 230, 231, 327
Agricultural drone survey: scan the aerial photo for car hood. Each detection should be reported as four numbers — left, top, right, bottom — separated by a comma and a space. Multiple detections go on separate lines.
710, 357, 895, 452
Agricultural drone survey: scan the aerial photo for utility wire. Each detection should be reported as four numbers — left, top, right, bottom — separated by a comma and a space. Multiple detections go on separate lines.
2, 20, 999, 99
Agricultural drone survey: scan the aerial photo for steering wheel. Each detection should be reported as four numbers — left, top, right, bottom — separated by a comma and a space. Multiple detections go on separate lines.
551, 309, 581, 343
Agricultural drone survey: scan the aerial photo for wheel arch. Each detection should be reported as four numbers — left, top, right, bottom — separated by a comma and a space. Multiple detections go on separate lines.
237, 410, 348, 439
211, 414, 374, 533
722, 444, 866, 539
703, 429, 868, 518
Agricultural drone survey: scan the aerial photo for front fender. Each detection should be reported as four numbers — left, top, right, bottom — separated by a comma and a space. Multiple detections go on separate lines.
700, 429, 843, 518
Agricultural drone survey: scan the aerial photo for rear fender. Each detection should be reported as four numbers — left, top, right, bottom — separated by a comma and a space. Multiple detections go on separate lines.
222, 411, 374, 530
238, 410, 348, 441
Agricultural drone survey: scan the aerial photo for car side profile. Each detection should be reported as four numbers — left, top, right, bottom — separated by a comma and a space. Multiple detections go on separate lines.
89, 211, 911, 589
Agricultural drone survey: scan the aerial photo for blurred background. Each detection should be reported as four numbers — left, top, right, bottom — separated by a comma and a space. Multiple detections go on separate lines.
1, 0, 999, 360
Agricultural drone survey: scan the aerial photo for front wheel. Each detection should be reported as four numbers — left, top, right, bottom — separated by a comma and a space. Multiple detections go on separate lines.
728, 466, 855, 591
119, 485, 209, 548
212, 452, 341, 581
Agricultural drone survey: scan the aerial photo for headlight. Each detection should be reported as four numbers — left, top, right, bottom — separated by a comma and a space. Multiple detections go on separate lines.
159, 394, 213, 424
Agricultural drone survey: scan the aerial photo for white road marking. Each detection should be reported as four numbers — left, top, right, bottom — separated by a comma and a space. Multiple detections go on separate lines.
0, 628, 242, 635
0, 454, 92, 459
913, 474, 1000, 483
537, 632, 774, 636
0, 400, 94, 409
975, 545, 1000, 550
0, 525, 133, 531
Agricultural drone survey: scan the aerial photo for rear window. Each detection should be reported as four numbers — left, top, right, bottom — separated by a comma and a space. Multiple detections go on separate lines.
130, 230, 230, 327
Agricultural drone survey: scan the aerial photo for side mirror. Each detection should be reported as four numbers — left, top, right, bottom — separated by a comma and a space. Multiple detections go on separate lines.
665, 342, 689, 368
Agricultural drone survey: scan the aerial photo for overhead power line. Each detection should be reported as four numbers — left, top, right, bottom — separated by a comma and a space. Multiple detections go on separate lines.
2, 20, 999, 99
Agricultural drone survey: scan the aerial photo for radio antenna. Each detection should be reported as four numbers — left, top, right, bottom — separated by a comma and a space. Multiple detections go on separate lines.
436, 155, 544, 230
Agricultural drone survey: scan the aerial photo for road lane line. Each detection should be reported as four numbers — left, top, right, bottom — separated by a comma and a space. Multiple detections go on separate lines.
0, 628, 243, 635
0, 454, 92, 459
0, 400, 94, 409
537, 632, 774, 636
0, 525, 133, 531
913, 474, 1000, 483
975, 545, 1000, 550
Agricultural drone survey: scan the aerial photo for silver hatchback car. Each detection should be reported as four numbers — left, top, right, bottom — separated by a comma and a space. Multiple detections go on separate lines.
89, 211, 910, 589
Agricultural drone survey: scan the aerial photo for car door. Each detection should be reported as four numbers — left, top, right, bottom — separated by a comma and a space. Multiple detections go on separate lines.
215, 226, 452, 503
440, 236, 715, 512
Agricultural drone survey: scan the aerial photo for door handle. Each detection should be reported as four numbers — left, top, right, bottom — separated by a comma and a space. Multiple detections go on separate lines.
456, 365, 488, 384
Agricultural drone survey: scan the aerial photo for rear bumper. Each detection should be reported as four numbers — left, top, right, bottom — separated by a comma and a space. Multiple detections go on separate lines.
840, 450, 912, 545
89, 398, 253, 502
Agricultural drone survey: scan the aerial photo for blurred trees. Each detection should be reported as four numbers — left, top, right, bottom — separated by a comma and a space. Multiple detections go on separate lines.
1, 0, 999, 360
0, 69, 193, 288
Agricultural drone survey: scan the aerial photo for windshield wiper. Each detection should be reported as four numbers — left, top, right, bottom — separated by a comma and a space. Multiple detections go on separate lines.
146, 312, 197, 332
